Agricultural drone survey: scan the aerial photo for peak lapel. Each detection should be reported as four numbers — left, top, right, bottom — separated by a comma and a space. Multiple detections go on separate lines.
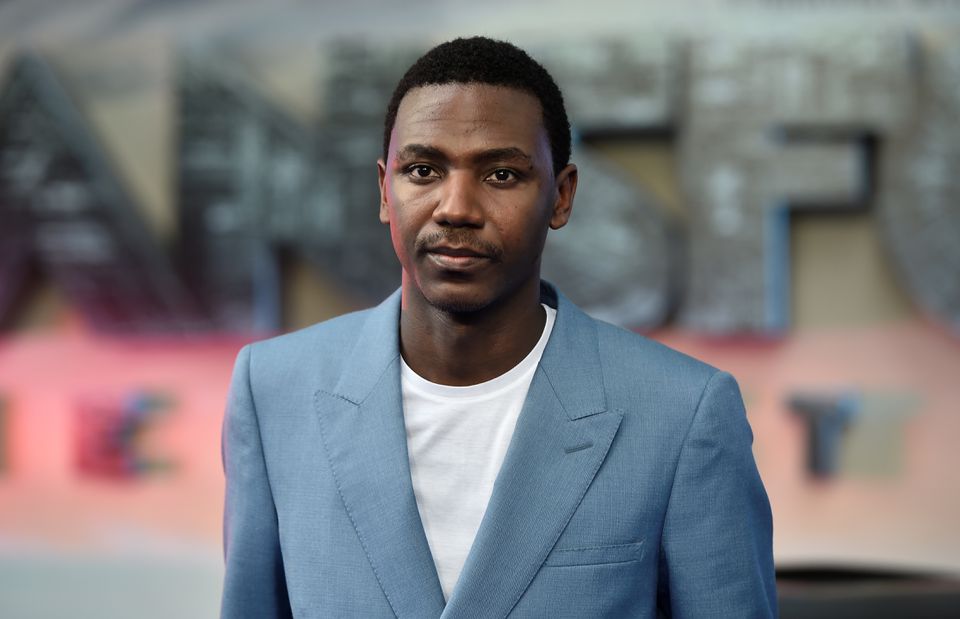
314, 290, 446, 618
442, 286, 623, 618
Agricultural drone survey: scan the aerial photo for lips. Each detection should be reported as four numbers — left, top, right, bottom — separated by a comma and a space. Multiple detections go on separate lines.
427, 245, 489, 258
424, 245, 491, 270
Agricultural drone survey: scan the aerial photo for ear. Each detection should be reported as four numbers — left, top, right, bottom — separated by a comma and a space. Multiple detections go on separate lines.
378, 159, 390, 224
549, 163, 578, 230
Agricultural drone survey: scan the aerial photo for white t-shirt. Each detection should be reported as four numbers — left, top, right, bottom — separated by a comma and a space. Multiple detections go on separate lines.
400, 304, 557, 600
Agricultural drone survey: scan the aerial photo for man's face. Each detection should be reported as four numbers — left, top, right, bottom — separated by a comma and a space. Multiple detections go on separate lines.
378, 83, 577, 314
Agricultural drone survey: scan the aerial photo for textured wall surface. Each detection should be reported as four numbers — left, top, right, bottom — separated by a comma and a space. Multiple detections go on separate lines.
2, 32, 957, 334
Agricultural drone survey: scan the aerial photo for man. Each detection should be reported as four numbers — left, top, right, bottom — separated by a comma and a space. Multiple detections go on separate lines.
221, 37, 777, 618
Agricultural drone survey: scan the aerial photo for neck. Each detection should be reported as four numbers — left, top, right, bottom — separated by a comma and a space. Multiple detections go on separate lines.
399, 278, 547, 386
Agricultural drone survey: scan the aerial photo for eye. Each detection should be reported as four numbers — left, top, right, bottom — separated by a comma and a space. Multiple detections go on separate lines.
486, 168, 517, 184
405, 164, 439, 181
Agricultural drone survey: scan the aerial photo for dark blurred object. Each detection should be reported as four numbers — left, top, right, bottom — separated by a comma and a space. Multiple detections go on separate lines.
789, 392, 859, 478
0, 53, 208, 334
74, 390, 174, 479
879, 37, 960, 337
778, 566, 960, 618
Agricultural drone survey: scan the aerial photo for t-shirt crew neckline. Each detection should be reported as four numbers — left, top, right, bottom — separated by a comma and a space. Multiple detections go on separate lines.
399, 304, 557, 401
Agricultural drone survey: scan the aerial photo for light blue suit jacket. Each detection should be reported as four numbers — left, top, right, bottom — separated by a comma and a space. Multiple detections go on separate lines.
221, 283, 777, 618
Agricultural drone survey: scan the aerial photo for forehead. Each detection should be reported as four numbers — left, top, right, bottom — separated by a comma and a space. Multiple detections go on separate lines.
390, 83, 549, 161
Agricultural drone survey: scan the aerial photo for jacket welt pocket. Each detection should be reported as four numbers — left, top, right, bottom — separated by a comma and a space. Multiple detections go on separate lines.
544, 540, 645, 567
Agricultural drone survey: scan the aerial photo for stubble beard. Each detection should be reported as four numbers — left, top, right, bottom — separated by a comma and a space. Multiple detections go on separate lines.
425, 289, 492, 315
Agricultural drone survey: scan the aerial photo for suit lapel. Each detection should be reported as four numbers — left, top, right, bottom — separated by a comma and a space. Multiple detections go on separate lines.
314, 290, 446, 618
442, 285, 623, 618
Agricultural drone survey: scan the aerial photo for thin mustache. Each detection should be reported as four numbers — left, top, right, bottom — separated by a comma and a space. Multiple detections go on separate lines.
416, 230, 503, 261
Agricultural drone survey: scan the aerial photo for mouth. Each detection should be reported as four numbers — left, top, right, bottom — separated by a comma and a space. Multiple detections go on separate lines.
426, 245, 489, 259
424, 244, 492, 270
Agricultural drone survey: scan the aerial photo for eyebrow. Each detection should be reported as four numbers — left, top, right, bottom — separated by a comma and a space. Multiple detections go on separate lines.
394, 144, 534, 168
394, 144, 449, 166
473, 147, 534, 168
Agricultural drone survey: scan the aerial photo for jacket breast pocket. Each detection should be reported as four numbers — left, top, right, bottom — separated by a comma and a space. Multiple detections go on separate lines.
543, 540, 645, 567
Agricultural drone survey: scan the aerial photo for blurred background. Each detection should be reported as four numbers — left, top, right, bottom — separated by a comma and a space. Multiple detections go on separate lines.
0, 0, 959, 616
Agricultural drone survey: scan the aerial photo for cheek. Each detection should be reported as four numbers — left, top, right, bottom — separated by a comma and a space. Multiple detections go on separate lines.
386, 201, 422, 266
501, 198, 553, 254
389, 187, 436, 234
387, 210, 409, 256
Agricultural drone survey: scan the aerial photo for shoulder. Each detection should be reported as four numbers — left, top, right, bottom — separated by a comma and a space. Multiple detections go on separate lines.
547, 283, 727, 414
239, 305, 376, 394
249, 306, 372, 360
585, 315, 736, 430
591, 317, 719, 391
567, 313, 749, 459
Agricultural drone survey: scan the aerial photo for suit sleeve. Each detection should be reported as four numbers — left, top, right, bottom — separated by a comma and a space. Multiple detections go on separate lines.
657, 371, 777, 618
221, 345, 294, 619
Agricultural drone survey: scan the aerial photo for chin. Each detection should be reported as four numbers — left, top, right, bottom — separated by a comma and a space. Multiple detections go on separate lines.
426, 291, 491, 315
420, 281, 494, 315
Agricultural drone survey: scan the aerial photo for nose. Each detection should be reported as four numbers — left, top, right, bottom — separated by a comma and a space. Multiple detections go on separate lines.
432, 170, 484, 227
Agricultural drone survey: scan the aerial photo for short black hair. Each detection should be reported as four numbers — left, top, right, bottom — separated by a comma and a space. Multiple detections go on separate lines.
383, 36, 571, 175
